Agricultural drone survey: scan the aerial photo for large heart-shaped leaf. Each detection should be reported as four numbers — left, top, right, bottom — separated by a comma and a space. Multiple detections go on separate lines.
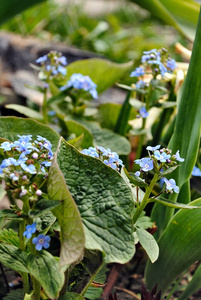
56, 138, 135, 263
146, 198, 201, 294
66, 59, 133, 93
27, 251, 64, 299
48, 146, 85, 267
0, 117, 60, 152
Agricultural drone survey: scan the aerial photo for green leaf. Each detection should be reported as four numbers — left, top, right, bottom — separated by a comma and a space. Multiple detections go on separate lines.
0, 244, 29, 273
178, 264, 201, 300
135, 216, 154, 230
84, 264, 106, 300
150, 196, 201, 209
3, 289, 24, 300
136, 227, 159, 263
154, 101, 176, 108
132, 0, 199, 41
146, 198, 201, 294
24, 291, 34, 300
98, 103, 121, 130
57, 138, 135, 263
0, 117, 60, 152
36, 212, 56, 235
0, 209, 24, 221
124, 168, 148, 188
0, 184, 6, 202
0, 0, 46, 25
29, 199, 61, 217
27, 251, 64, 299
0, 229, 19, 247
151, 9, 201, 233
59, 293, 85, 300
66, 59, 133, 94
48, 143, 85, 267
5, 104, 43, 121
158, 165, 179, 178
65, 120, 93, 149
67, 134, 84, 149
129, 128, 150, 136
129, 98, 144, 110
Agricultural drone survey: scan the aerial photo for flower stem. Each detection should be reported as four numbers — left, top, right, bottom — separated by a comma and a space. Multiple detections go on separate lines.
135, 118, 146, 160
32, 276, 41, 300
19, 221, 29, 294
133, 173, 158, 224
42, 88, 48, 124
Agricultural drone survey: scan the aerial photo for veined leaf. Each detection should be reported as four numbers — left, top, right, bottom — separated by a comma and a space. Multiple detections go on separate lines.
0, 229, 19, 247
3, 289, 24, 300
29, 199, 61, 217
56, 139, 135, 263
48, 143, 85, 267
27, 251, 64, 299
0, 117, 60, 152
0, 244, 29, 273
146, 198, 201, 294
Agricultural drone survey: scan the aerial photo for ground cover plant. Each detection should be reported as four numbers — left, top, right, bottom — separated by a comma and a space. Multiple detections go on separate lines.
0, 1, 201, 300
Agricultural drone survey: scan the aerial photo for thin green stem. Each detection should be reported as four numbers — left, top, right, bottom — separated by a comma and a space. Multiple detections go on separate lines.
80, 262, 104, 297
32, 276, 41, 300
133, 173, 159, 224
19, 221, 29, 294
42, 88, 48, 124
135, 117, 146, 160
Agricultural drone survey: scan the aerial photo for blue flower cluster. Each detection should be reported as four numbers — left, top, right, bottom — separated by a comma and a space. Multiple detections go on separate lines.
130, 48, 177, 88
81, 146, 123, 171
0, 135, 53, 198
36, 51, 67, 77
60, 73, 98, 99
134, 145, 184, 194
23, 223, 51, 251
192, 166, 201, 177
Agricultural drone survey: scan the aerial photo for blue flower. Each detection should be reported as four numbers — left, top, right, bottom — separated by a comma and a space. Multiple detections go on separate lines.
174, 150, 185, 162
164, 178, 179, 193
57, 56, 67, 66
23, 223, 37, 239
1, 158, 17, 169
36, 55, 48, 64
13, 135, 33, 154
135, 171, 140, 177
146, 145, 161, 152
48, 110, 56, 116
57, 66, 67, 76
103, 158, 118, 170
61, 73, 98, 99
21, 163, 37, 174
135, 157, 154, 172
81, 147, 99, 158
0, 141, 13, 151
130, 67, 145, 77
135, 80, 146, 89
139, 107, 149, 118
192, 166, 201, 177
154, 150, 171, 162
166, 59, 177, 71
141, 49, 160, 63
32, 234, 51, 251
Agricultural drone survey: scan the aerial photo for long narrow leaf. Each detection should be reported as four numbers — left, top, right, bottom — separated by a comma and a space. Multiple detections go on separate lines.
0, 0, 46, 25
132, 0, 199, 40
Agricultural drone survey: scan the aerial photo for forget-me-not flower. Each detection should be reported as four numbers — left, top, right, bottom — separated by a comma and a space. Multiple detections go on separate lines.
23, 223, 37, 239
192, 166, 201, 177
139, 107, 149, 118
154, 150, 171, 162
146, 145, 161, 152
164, 178, 179, 193
135, 157, 154, 172
32, 234, 51, 251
